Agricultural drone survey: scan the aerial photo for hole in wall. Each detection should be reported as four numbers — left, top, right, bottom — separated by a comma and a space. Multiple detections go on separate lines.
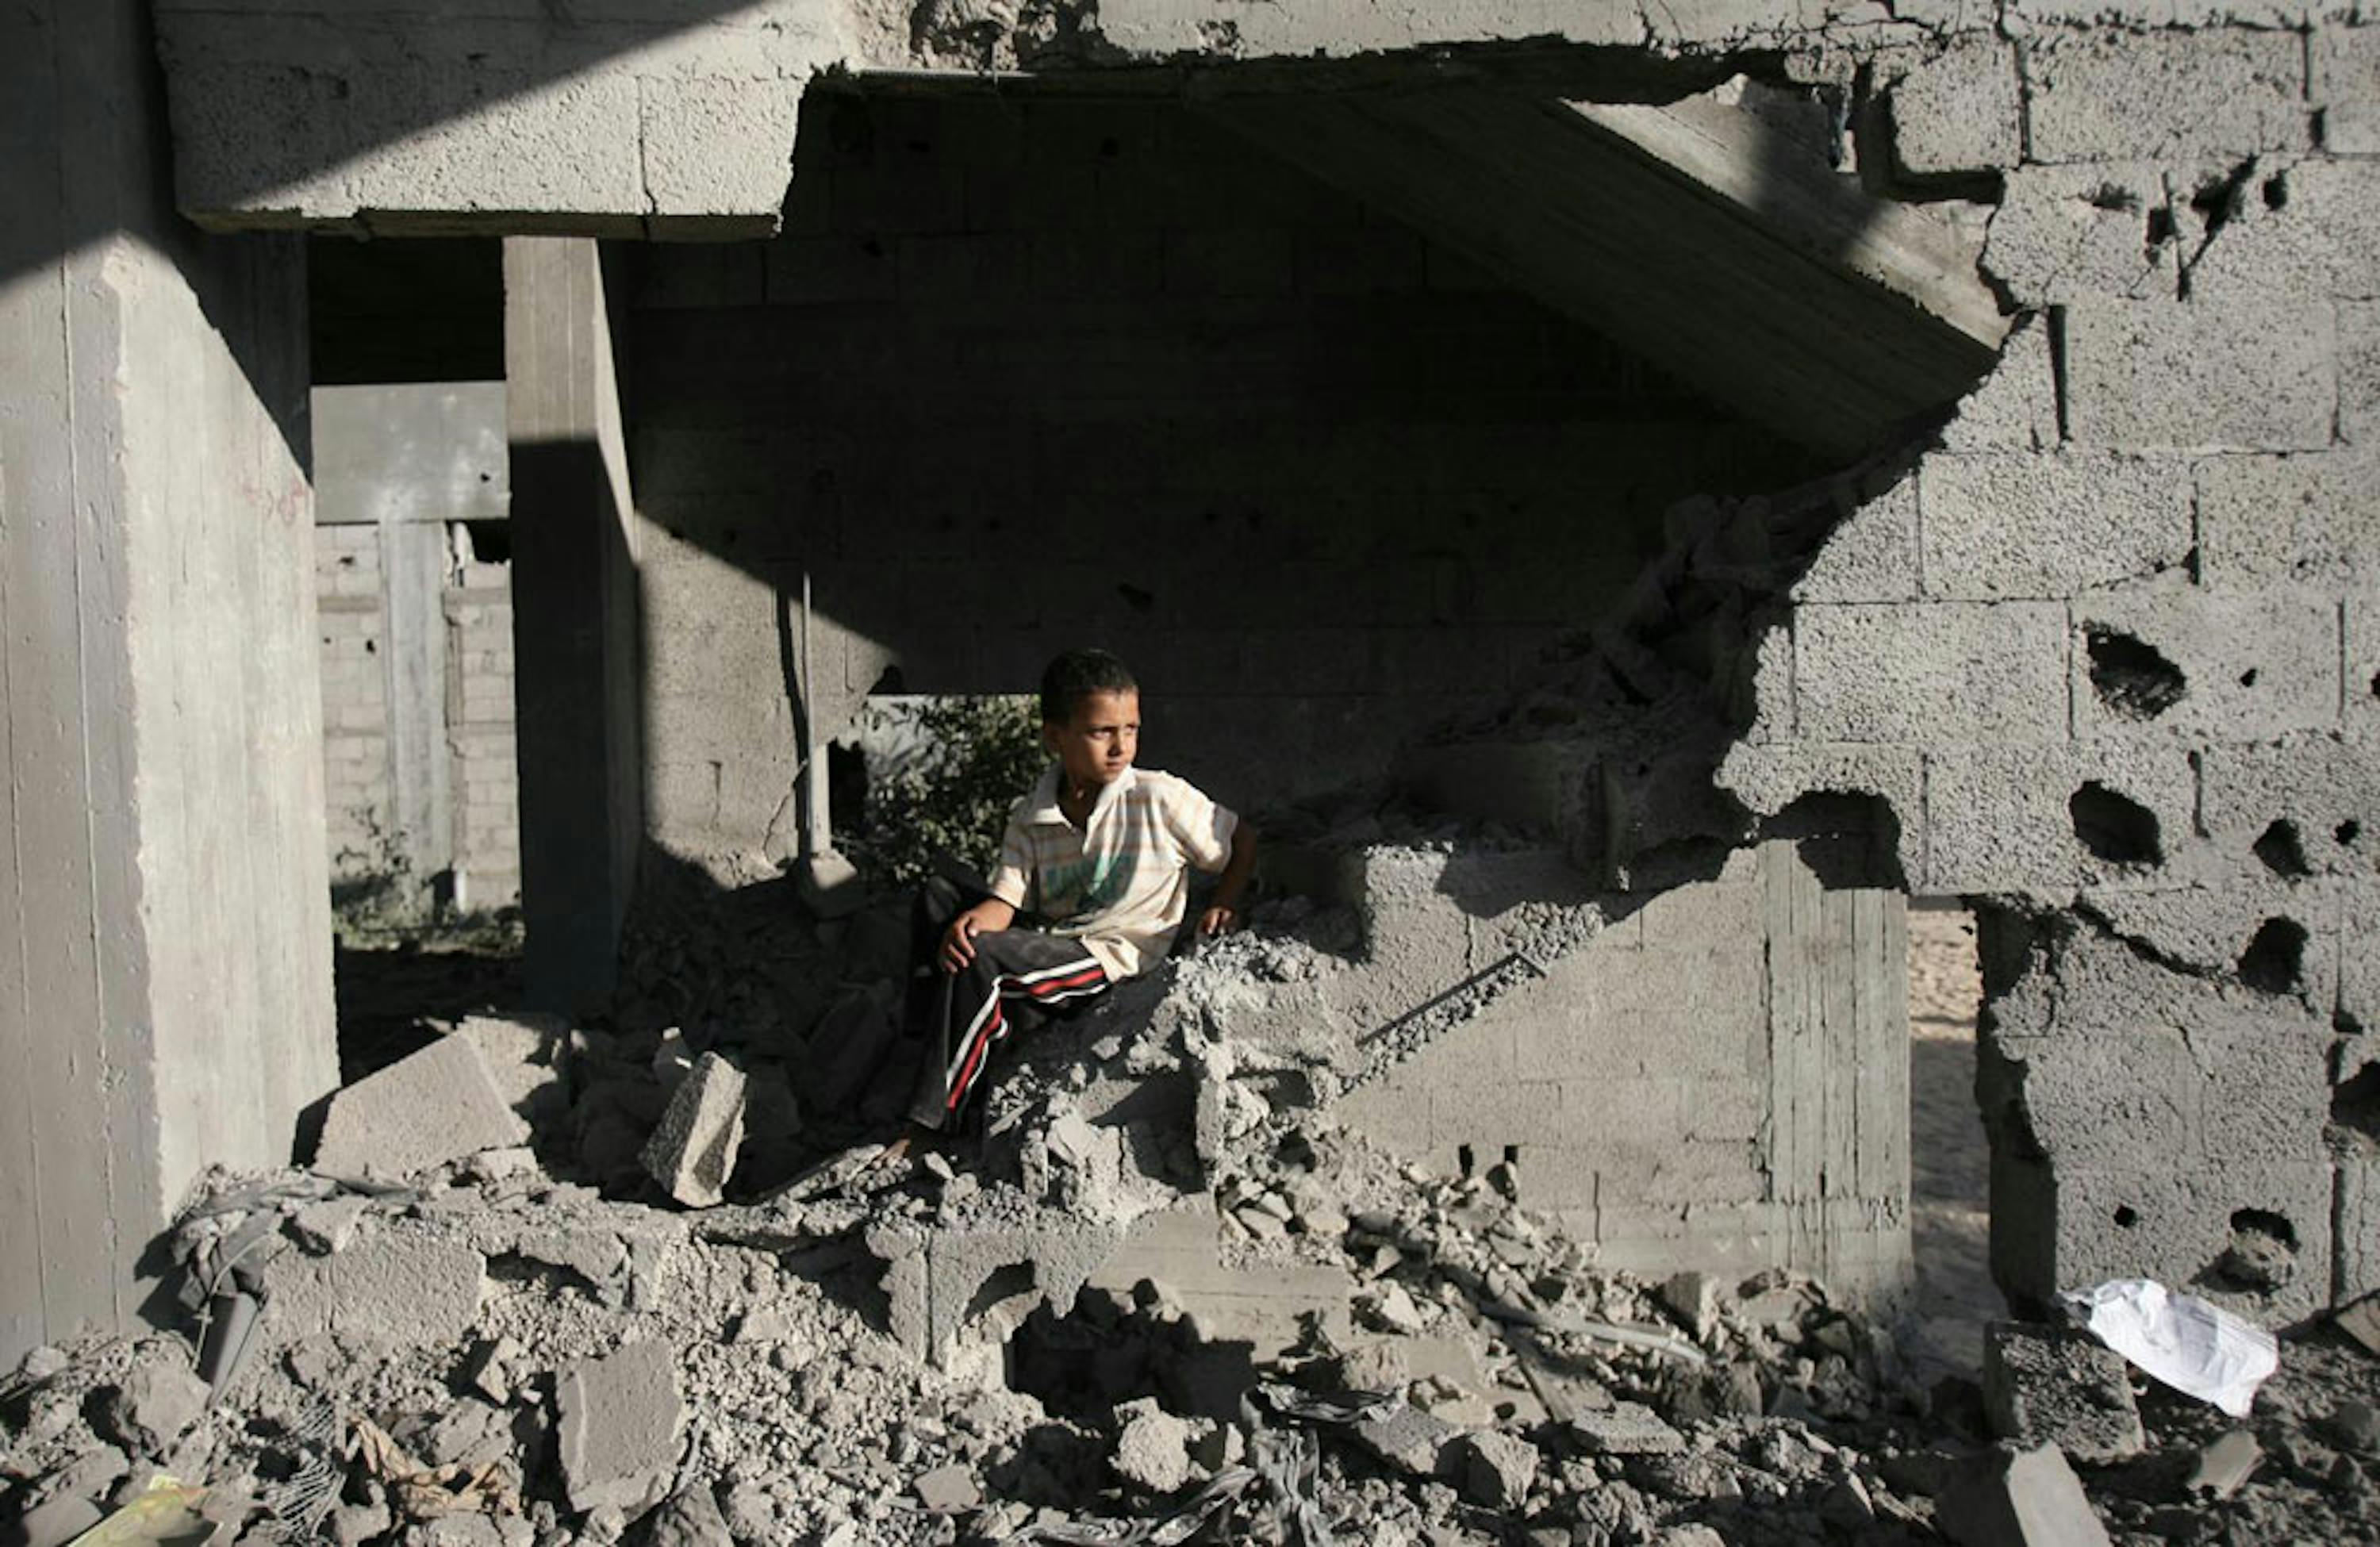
2190, 163, 2254, 239
2070, 782, 2163, 867
2236, 916, 2307, 996
2208, 1208, 2297, 1294
2084, 629, 2186, 719
459, 519, 510, 564
2335, 1062, 2380, 1141
1008, 1284, 1257, 1425
2253, 820, 2310, 877
2339, 820, 2363, 847
2238, 668, 2259, 688
2112, 1205, 2139, 1228
1907, 902, 2002, 1342
2262, 174, 2288, 210
962, 1260, 1040, 1330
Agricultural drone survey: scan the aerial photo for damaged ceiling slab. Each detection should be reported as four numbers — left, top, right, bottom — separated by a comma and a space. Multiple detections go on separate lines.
1196, 79, 2006, 459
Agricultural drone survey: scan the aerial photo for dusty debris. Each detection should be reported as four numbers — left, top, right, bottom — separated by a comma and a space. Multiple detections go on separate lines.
1568, 1400, 1690, 1456
1451, 1428, 1537, 1510
2187, 1429, 2263, 1499
1983, 1321, 2146, 1463
102, 1353, 210, 1456
2336, 1292, 2380, 1358
15, 875, 2380, 1547
1935, 1442, 2112, 1547
1109, 1397, 1198, 1493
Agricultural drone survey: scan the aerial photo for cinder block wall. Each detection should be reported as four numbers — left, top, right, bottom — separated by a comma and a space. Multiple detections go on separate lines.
318, 525, 393, 882
1341, 841, 1911, 1300
620, 90, 1816, 862
314, 528, 522, 914
1722, 21, 2380, 1324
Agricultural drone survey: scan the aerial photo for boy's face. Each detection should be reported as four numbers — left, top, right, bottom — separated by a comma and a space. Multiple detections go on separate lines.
1046, 689, 1140, 790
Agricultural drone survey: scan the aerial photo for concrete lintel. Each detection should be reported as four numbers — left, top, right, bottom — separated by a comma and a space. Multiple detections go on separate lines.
313, 382, 509, 527
1196, 84, 2002, 460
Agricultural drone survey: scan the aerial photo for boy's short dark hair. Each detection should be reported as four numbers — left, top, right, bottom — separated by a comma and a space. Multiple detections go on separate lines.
1040, 648, 1138, 725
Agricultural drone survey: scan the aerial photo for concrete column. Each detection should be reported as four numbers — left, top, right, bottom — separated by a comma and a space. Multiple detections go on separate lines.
382, 518, 455, 897
0, 0, 336, 1365
504, 238, 643, 1011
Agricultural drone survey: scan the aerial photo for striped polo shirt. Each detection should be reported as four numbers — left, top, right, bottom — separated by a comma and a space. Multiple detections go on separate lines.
986, 763, 1239, 981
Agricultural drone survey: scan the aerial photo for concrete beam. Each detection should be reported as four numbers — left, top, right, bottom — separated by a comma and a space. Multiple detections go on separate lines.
153, 1, 847, 234
312, 383, 509, 527
1196, 84, 2002, 459
505, 238, 644, 1011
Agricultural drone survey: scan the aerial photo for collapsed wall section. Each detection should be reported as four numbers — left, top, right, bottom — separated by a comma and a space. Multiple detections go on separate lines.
1720, 19, 2378, 1323
1338, 840, 1911, 1303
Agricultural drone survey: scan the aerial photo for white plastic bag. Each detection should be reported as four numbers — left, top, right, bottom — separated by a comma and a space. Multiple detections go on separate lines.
2062, 1278, 2278, 1418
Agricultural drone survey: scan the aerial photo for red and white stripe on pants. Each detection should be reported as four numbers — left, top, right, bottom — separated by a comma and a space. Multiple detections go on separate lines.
942, 954, 1107, 1116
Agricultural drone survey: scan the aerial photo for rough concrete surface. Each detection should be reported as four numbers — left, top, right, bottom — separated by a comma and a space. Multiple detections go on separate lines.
556, 1341, 684, 1515
313, 1033, 530, 1180
641, 1051, 749, 1207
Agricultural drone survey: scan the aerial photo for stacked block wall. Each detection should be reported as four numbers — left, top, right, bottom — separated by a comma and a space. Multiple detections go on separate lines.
1340, 841, 1911, 1299
620, 90, 1814, 860
1719, 19, 2380, 1322
314, 528, 521, 912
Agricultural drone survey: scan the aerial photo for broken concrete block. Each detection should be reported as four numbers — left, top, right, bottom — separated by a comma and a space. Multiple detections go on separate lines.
1111, 1398, 1196, 1494
628, 1482, 731, 1547
556, 1342, 682, 1515
102, 1355, 209, 1456
912, 1464, 980, 1512
2328, 1400, 2380, 1455
464, 1146, 540, 1184
1983, 1322, 2145, 1464
464, 1338, 520, 1404
10, 1491, 102, 1547
259, 1235, 485, 1349
313, 1033, 530, 1180
1351, 1404, 1461, 1478
1936, 1443, 2113, 1547
289, 1196, 370, 1254
2340, 1293, 2380, 1358
1453, 1430, 1538, 1511
456, 1013, 569, 1125
2187, 1430, 2261, 1499
1361, 1282, 1428, 1336
420, 1399, 512, 1469
1659, 1270, 1722, 1343
642, 1052, 748, 1207
1567, 1401, 1687, 1457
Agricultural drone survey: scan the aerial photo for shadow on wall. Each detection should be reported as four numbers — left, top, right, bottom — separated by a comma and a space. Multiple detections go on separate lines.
611, 73, 1850, 868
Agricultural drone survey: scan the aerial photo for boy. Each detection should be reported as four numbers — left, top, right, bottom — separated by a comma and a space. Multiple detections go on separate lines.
900, 647, 1257, 1139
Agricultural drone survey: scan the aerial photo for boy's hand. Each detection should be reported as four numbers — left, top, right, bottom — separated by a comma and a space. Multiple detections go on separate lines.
940, 899, 1015, 973
1196, 904, 1239, 938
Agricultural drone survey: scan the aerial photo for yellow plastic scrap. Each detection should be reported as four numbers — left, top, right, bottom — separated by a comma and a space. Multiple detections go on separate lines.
67, 1473, 217, 1545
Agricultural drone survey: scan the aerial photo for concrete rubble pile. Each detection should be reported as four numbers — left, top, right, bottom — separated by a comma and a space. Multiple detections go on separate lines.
6, 902, 2380, 1547
3, 420, 2374, 1537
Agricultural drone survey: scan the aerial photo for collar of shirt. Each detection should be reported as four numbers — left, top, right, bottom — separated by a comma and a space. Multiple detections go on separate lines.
1022, 762, 1139, 835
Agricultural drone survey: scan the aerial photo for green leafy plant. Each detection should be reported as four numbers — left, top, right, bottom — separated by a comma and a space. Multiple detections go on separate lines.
852, 695, 1046, 888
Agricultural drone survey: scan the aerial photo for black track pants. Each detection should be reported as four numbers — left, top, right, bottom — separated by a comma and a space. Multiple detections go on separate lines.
904, 872, 1108, 1131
